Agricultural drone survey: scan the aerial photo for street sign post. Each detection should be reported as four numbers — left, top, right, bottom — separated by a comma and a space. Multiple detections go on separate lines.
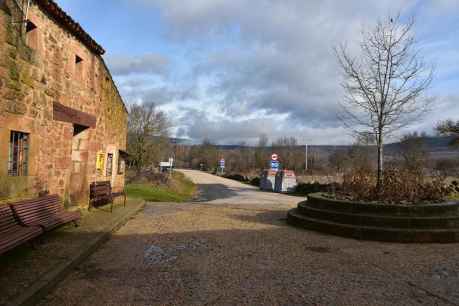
219, 158, 225, 174
270, 153, 279, 171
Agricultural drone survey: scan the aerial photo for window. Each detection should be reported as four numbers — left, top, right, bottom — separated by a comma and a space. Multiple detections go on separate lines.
117, 155, 125, 175
75, 55, 83, 80
25, 20, 38, 50
8, 131, 29, 176
106, 153, 113, 177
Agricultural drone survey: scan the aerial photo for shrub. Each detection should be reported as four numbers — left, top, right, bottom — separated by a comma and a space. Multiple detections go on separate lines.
341, 167, 451, 204
342, 168, 376, 200
127, 170, 170, 186
249, 177, 260, 186
223, 174, 248, 182
435, 159, 459, 177
295, 182, 340, 196
451, 181, 459, 193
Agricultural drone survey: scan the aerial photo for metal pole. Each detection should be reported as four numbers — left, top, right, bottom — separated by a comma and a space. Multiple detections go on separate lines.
305, 144, 308, 172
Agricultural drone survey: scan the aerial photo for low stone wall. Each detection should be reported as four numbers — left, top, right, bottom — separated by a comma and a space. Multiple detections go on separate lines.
297, 175, 343, 184
287, 193, 459, 243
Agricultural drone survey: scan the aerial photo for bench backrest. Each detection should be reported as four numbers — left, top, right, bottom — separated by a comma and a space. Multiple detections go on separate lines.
10, 195, 62, 225
0, 205, 19, 233
90, 181, 112, 199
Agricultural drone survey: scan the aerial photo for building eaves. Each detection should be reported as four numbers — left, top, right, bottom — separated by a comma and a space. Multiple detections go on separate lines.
33, 0, 128, 113
35, 0, 105, 55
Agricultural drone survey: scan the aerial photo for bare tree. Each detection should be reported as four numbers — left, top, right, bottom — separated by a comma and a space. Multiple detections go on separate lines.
127, 102, 169, 174
335, 15, 433, 191
272, 136, 302, 171
437, 120, 459, 146
328, 150, 348, 173
194, 138, 218, 171
437, 120, 459, 135
399, 132, 429, 173
254, 134, 269, 170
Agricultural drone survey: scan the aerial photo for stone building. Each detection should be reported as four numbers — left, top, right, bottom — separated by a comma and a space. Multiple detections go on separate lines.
0, 0, 128, 207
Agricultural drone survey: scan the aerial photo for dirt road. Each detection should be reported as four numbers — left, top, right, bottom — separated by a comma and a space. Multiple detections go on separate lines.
40, 170, 459, 306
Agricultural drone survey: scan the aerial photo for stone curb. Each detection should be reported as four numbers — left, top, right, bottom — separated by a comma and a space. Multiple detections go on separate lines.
8, 200, 146, 306
308, 193, 459, 216
287, 208, 459, 243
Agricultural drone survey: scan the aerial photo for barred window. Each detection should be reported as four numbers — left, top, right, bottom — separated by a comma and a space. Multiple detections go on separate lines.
106, 153, 113, 177
8, 131, 29, 176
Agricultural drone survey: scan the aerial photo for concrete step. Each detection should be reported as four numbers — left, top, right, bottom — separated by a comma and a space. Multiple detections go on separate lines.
287, 208, 459, 243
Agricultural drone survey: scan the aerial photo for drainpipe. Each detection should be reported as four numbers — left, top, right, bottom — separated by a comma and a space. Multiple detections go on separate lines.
24, 0, 31, 24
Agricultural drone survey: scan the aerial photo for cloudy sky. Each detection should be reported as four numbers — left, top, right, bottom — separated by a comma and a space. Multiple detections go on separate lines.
56, 0, 458, 145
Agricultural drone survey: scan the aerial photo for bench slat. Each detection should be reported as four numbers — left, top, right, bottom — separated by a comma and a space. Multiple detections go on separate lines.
0, 229, 42, 254
0, 205, 19, 233
10, 195, 80, 231
0, 216, 43, 256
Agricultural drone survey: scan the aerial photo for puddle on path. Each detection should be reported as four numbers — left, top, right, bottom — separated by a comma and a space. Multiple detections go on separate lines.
144, 240, 209, 266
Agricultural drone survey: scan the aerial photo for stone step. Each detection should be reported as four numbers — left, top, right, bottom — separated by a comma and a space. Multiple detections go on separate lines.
297, 202, 459, 229
287, 208, 459, 243
306, 194, 459, 217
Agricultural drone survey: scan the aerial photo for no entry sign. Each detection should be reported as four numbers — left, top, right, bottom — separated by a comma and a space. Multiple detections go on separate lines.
270, 153, 279, 171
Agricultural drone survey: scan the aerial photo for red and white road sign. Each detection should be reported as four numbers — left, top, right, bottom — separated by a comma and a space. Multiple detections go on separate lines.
271, 153, 278, 161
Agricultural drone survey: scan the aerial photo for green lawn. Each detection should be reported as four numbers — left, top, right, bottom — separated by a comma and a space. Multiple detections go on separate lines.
449, 193, 459, 201
126, 172, 197, 202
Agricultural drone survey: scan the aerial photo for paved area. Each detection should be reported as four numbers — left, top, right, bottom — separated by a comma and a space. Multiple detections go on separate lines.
0, 198, 144, 306
40, 171, 459, 305
180, 169, 301, 207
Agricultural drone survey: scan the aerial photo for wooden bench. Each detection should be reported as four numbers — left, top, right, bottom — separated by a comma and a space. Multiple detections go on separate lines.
10, 195, 81, 231
89, 181, 126, 213
0, 204, 43, 256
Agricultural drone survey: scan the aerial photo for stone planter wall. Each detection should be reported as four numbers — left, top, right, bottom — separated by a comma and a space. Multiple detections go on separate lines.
287, 193, 459, 243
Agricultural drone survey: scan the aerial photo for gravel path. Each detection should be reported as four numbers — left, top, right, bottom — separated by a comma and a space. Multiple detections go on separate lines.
179, 169, 302, 208
40, 171, 459, 305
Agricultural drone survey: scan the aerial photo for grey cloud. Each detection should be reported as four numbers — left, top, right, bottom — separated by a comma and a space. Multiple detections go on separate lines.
127, 0, 456, 144
106, 53, 169, 76
140, 86, 197, 105
118, 80, 198, 106
154, 0, 417, 128
194, 43, 342, 125
177, 107, 352, 145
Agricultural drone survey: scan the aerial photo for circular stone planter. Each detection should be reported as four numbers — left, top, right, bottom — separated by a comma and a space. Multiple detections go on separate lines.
287, 193, 459, 243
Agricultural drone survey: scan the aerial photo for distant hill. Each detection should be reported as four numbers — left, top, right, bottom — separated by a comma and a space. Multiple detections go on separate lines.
385, 136, 459, 160
208, 136, 459, 160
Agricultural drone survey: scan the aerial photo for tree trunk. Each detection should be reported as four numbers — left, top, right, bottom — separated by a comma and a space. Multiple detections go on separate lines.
376, 134, 384, 194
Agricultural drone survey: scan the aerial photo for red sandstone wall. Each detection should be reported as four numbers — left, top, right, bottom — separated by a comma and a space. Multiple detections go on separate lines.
0, 1, 127, 206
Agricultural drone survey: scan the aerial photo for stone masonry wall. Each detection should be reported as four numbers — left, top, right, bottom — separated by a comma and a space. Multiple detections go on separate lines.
0, 0, 127, 207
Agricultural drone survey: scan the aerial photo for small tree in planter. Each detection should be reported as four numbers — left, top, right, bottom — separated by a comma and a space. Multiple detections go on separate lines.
335, 15, 434, 193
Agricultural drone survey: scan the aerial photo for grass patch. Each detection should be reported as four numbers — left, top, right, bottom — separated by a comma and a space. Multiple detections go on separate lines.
126, 172, 196, 202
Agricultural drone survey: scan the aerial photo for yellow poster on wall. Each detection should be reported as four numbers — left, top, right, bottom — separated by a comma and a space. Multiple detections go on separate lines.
96, 152, 105, 171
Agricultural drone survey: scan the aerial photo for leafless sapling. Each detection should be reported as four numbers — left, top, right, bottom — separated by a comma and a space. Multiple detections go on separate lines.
335, 15, 433, 192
